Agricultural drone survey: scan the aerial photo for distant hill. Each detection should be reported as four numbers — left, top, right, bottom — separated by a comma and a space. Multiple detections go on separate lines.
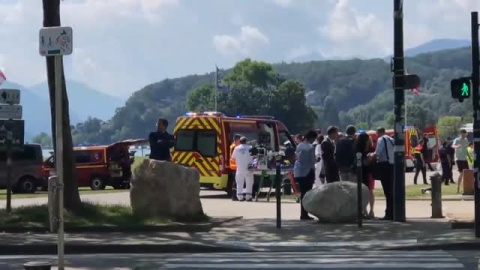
30, 81, 125, 121
0, 80, 124, 141
405, 39, 470, 56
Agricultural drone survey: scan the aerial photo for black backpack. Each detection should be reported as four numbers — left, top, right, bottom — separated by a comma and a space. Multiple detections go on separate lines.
335, 136, 355, 169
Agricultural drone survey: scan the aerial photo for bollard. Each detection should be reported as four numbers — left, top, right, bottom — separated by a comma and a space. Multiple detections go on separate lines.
48, 175, 59, 233
24, 261, 52, 270
430, 173, 444, 218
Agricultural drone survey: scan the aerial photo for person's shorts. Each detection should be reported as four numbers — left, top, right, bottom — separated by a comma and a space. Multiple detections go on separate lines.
456, 160, 469, 172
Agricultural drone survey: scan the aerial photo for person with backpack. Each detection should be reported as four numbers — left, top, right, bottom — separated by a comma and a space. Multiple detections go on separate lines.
374, 127, 394, 221
336, 125, 357, 183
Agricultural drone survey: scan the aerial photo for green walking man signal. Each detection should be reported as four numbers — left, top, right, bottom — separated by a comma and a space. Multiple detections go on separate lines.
451, 77, 472, 102
462, 83, 470, 96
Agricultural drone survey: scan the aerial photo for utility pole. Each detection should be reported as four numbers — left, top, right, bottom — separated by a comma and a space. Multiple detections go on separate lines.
471, 12, 480, 238
393, 0, 406, 222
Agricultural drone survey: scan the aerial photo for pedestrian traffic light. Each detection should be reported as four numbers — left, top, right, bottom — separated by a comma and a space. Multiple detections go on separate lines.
404, 74, 421, 90
451, 77, 472, 102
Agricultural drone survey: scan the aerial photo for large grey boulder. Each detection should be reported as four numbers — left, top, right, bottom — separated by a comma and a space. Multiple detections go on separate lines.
130, 159, 204, 220
303, 181, 369, 223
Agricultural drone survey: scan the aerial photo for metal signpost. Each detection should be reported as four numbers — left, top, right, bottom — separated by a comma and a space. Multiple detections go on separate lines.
39, 26, 73, 270
0, 88, 23, 214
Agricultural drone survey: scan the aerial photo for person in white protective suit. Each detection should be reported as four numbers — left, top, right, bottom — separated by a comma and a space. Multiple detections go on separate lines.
231, 137, 254, 201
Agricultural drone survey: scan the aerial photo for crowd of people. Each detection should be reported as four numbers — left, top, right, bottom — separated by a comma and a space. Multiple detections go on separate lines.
294, 126, 395, 221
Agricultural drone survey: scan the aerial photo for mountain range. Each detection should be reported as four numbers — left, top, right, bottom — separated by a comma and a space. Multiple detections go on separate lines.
0, 80, 124, 141
0, 38, 472, 141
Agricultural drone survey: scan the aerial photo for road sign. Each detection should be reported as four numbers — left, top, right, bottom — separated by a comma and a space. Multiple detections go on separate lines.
0, 89, 20, 104
0, 120, 24, 147
0, 104, 22, 119
39, 27, 73, 56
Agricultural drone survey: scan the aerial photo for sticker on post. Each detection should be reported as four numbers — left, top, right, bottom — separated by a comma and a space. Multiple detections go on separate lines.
39, 27, 73, 56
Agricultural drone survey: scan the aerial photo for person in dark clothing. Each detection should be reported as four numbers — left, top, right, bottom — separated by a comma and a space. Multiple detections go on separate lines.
413, 143, 428, 185
422, 135, 435, 171
439, 141, 453, 186
446, 139, 456, 184
337, 125, 357, 183
321, 126, 340, 183
374, 127, 394, 221
149, 118, 175, 161
355, 132, 376, 218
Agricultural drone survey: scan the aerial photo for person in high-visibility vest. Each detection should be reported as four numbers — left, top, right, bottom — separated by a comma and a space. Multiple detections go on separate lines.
229, 134, 242, 201
467, 142, 474, 169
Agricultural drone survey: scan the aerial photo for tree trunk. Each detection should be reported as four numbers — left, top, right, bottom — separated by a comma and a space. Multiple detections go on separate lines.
42, 0, 82, 211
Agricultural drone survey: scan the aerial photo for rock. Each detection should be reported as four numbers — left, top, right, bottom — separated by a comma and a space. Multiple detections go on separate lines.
130, 159, 204, 220
303, 181, 369, 223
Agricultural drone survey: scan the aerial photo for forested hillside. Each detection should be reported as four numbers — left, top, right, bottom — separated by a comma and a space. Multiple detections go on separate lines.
72, 47, 473, 145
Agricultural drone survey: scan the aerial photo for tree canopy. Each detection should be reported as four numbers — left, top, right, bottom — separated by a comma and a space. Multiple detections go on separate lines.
70, 46, 474, 144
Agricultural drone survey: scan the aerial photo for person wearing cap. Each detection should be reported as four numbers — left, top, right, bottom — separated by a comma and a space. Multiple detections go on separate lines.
229, 134, 242, 201
231, 137, 254, 202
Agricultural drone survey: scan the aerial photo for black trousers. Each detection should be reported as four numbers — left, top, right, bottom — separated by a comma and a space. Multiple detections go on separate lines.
296, 169, 315, 218
414, 162, 427, 184
377, 162, 394, 219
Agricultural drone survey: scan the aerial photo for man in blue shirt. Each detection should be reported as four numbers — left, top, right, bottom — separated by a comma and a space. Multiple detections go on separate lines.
149, 118, 175, 161
294, 130, 317, 220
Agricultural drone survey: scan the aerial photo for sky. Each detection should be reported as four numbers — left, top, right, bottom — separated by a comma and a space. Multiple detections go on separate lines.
0, 0, 479, 98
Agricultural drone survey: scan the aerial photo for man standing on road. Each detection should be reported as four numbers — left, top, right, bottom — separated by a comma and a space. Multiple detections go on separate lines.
336, 125, 357, 183
149, 118, 175, 161
294, 130, 317, 220
229, 134, 242, 201
231, 137, 254, 202
374, 127, 394, 221
453, 129, 469, 192
321, 126, 340, 183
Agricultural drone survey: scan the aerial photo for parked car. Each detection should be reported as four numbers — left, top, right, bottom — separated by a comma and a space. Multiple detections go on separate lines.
43, 139, 146, 190
0, 144, 44, 193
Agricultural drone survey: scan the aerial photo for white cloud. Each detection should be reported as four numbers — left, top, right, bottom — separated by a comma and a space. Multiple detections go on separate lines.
270, 0, 294, 8
213, 25, 270, 57
318, 0, 390, 58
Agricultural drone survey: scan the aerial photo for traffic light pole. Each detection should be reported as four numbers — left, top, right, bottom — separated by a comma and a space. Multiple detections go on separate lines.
393, 0, 406, 222
470, 12, 480, 238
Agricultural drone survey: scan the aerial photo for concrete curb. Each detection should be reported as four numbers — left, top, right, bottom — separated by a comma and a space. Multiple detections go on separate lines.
0, 216, 243, 234
383, 241, 480, 251
0, 243, 257, 255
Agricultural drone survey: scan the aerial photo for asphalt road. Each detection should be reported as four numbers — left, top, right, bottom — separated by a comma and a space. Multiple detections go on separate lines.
1, 250, 479, 269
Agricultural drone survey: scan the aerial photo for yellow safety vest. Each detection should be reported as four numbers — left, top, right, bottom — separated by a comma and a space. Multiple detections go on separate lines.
229, 143, 237, 170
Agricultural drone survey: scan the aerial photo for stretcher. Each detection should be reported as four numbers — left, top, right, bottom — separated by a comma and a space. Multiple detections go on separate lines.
252, 169, 300, 203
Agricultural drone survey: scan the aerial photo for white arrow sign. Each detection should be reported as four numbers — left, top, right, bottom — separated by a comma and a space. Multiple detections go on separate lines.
0, 89, 20, 104
0, 105, 22, 119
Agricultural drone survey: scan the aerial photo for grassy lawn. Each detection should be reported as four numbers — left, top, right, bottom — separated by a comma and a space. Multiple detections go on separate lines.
0, 156, 149, 201
373, 184, 459, 199
0, 203, 172, 228
0, 187, 127, 200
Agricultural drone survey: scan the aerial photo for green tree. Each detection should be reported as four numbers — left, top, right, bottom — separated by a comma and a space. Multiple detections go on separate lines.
437, 116, 464, 140
269, 80, 316, 133
406, 104, 434, 130
187, 84, 215, 112
322, 96, 340, 130
225, 59, 278, 88
32, 132, 53, 148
